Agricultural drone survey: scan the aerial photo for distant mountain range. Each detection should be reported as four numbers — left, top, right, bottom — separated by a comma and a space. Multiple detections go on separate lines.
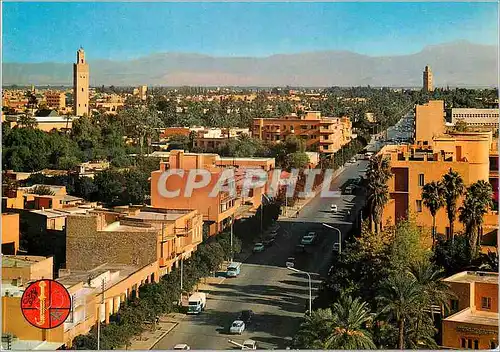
3, 41, 498, 87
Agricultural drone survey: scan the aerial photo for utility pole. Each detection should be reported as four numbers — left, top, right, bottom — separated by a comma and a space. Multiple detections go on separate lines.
230, 215, 234, 262
97, 278, 105, 351
260, 205, 263, 234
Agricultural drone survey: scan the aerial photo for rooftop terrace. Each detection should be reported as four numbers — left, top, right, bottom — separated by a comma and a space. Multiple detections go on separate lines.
443, 271, 499, 285
444, 308, 498, 327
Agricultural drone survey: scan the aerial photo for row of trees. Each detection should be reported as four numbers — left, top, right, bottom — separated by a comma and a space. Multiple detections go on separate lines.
365, 154, 494, 258
301, 219, 450, 349
72, 230, 241, 350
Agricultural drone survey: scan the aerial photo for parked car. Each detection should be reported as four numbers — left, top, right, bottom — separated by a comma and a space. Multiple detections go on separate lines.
331, 204, 338, 212
286, 257, 295, 268
268, 229, 278, 238
263, 237, 275, 247
230, 320, 246, 334
173, 344, 191, 350
238, 310, 254, 324
301, 232, 316, 245
253, 243, 265, 253
242, 340, 257, 350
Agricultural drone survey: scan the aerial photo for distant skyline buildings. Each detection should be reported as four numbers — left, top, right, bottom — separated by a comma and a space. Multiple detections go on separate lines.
3, 2, 498, 63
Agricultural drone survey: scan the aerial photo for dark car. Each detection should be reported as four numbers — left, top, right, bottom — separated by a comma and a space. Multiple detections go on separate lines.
263, 237, 276, 247
238, 310, 254, 324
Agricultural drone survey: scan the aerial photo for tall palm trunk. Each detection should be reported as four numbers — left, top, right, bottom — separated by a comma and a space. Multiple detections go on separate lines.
398, 319, 405, 349
432, 215, 436, 246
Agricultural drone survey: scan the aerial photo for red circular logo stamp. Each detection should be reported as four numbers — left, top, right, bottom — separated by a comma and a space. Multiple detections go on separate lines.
20, 279, 71, 329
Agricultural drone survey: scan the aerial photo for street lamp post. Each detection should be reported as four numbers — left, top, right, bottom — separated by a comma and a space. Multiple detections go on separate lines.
230, 215, 234, 262
287, 266, 312, 315
97, 278, 105, 351
322, 223, 342, 254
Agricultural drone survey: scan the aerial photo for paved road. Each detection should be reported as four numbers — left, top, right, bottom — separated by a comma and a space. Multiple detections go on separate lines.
153, 114, 414, 350
154, 160, 368, 350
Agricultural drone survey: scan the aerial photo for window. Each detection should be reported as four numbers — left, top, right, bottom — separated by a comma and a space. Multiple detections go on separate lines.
418, 173, 424, 186
416, 200, 423, 212
491, 341, 498, 349
461, 338, 466, 348
468, 339, 472, 349
474, 340, 478, 349
451, 299, 459, 312
82, 88, 84, 92
481, 296, 492, 310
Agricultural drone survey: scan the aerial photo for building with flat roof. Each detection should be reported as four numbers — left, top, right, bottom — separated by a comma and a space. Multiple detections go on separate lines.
151, 150, 276, 235
451, 108, 499, 132
379, 130, 497, 238
66, 207, 202, 275
414, 100, 446, 145
44, 91, 66, 110
253, 111, 352, 154
442, 271, 498, 349
2, 213, 19, 255
2, 255, 53, 282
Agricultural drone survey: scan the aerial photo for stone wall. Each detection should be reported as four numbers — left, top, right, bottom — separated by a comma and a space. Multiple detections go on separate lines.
66, 215, 158, 271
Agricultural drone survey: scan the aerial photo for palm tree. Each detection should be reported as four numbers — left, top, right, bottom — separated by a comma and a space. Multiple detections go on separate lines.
421, 181, 445, 245
442, 169, 465, 242
366, 155, 392, 233
408, 260, 454, 316
459, 181, 493, 258
377, 273, 421, 349
294, 308, 333, 349
326, 295, 376, 349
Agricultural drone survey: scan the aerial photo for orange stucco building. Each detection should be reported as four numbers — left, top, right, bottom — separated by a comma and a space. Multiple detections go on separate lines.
151, 150, 275, 235
66, 207, 203, 276
380, 130, 497, 238
253, 111, 352, 154
442, 271, 498, 349
2, 213, 20, 254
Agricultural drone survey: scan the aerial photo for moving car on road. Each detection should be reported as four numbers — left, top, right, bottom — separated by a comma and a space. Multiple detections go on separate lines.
173, 344, 191, 350
230, 320, 246, 334
286, 257, 295, 268
332, 243, 340, 253
187, 292, 206, 314
227, 262, 242, 277
300, 232, 316, 245
252, 242, 265, 253
331, 204, 338, 212
238, 310, 254, 324
242, 340, 258, 350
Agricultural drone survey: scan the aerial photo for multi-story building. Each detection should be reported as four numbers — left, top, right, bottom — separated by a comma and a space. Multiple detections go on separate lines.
151, 150, 275, 235
194, 128, 250, 150
380, 130, 498, 239
1, 259, 157, 349
414, 100, 446, 145
423, 65, 434, 92
44, 91, 66, 110
2, 255, 53, 282
253, 111, 352, 154
442, 271, 498, 349
133, 85, 148, 100
2, 213, 19, 255
451, 108, 499, 132
66, 207, 203, 276
73, 48, 89, 116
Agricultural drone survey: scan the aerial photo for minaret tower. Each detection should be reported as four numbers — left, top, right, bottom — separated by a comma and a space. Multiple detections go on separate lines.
73, 48, 89, 116
423, 65, 433, 92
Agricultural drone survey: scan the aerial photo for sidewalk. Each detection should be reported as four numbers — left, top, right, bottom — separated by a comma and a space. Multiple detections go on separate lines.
122, 318, 178, 350
278, 165, 345, 220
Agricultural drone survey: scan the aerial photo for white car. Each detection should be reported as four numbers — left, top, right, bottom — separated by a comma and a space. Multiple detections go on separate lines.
301, 232, 316, 245
286, 257, 295, 268
230, 320, 246, 334
331, 204, 338, 212
173, 344, 191, 350
252, 243, 265, 253
242, 340, 258, 350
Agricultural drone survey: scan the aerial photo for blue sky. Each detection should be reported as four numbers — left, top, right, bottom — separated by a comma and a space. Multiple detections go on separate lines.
3, 2, 498, 63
